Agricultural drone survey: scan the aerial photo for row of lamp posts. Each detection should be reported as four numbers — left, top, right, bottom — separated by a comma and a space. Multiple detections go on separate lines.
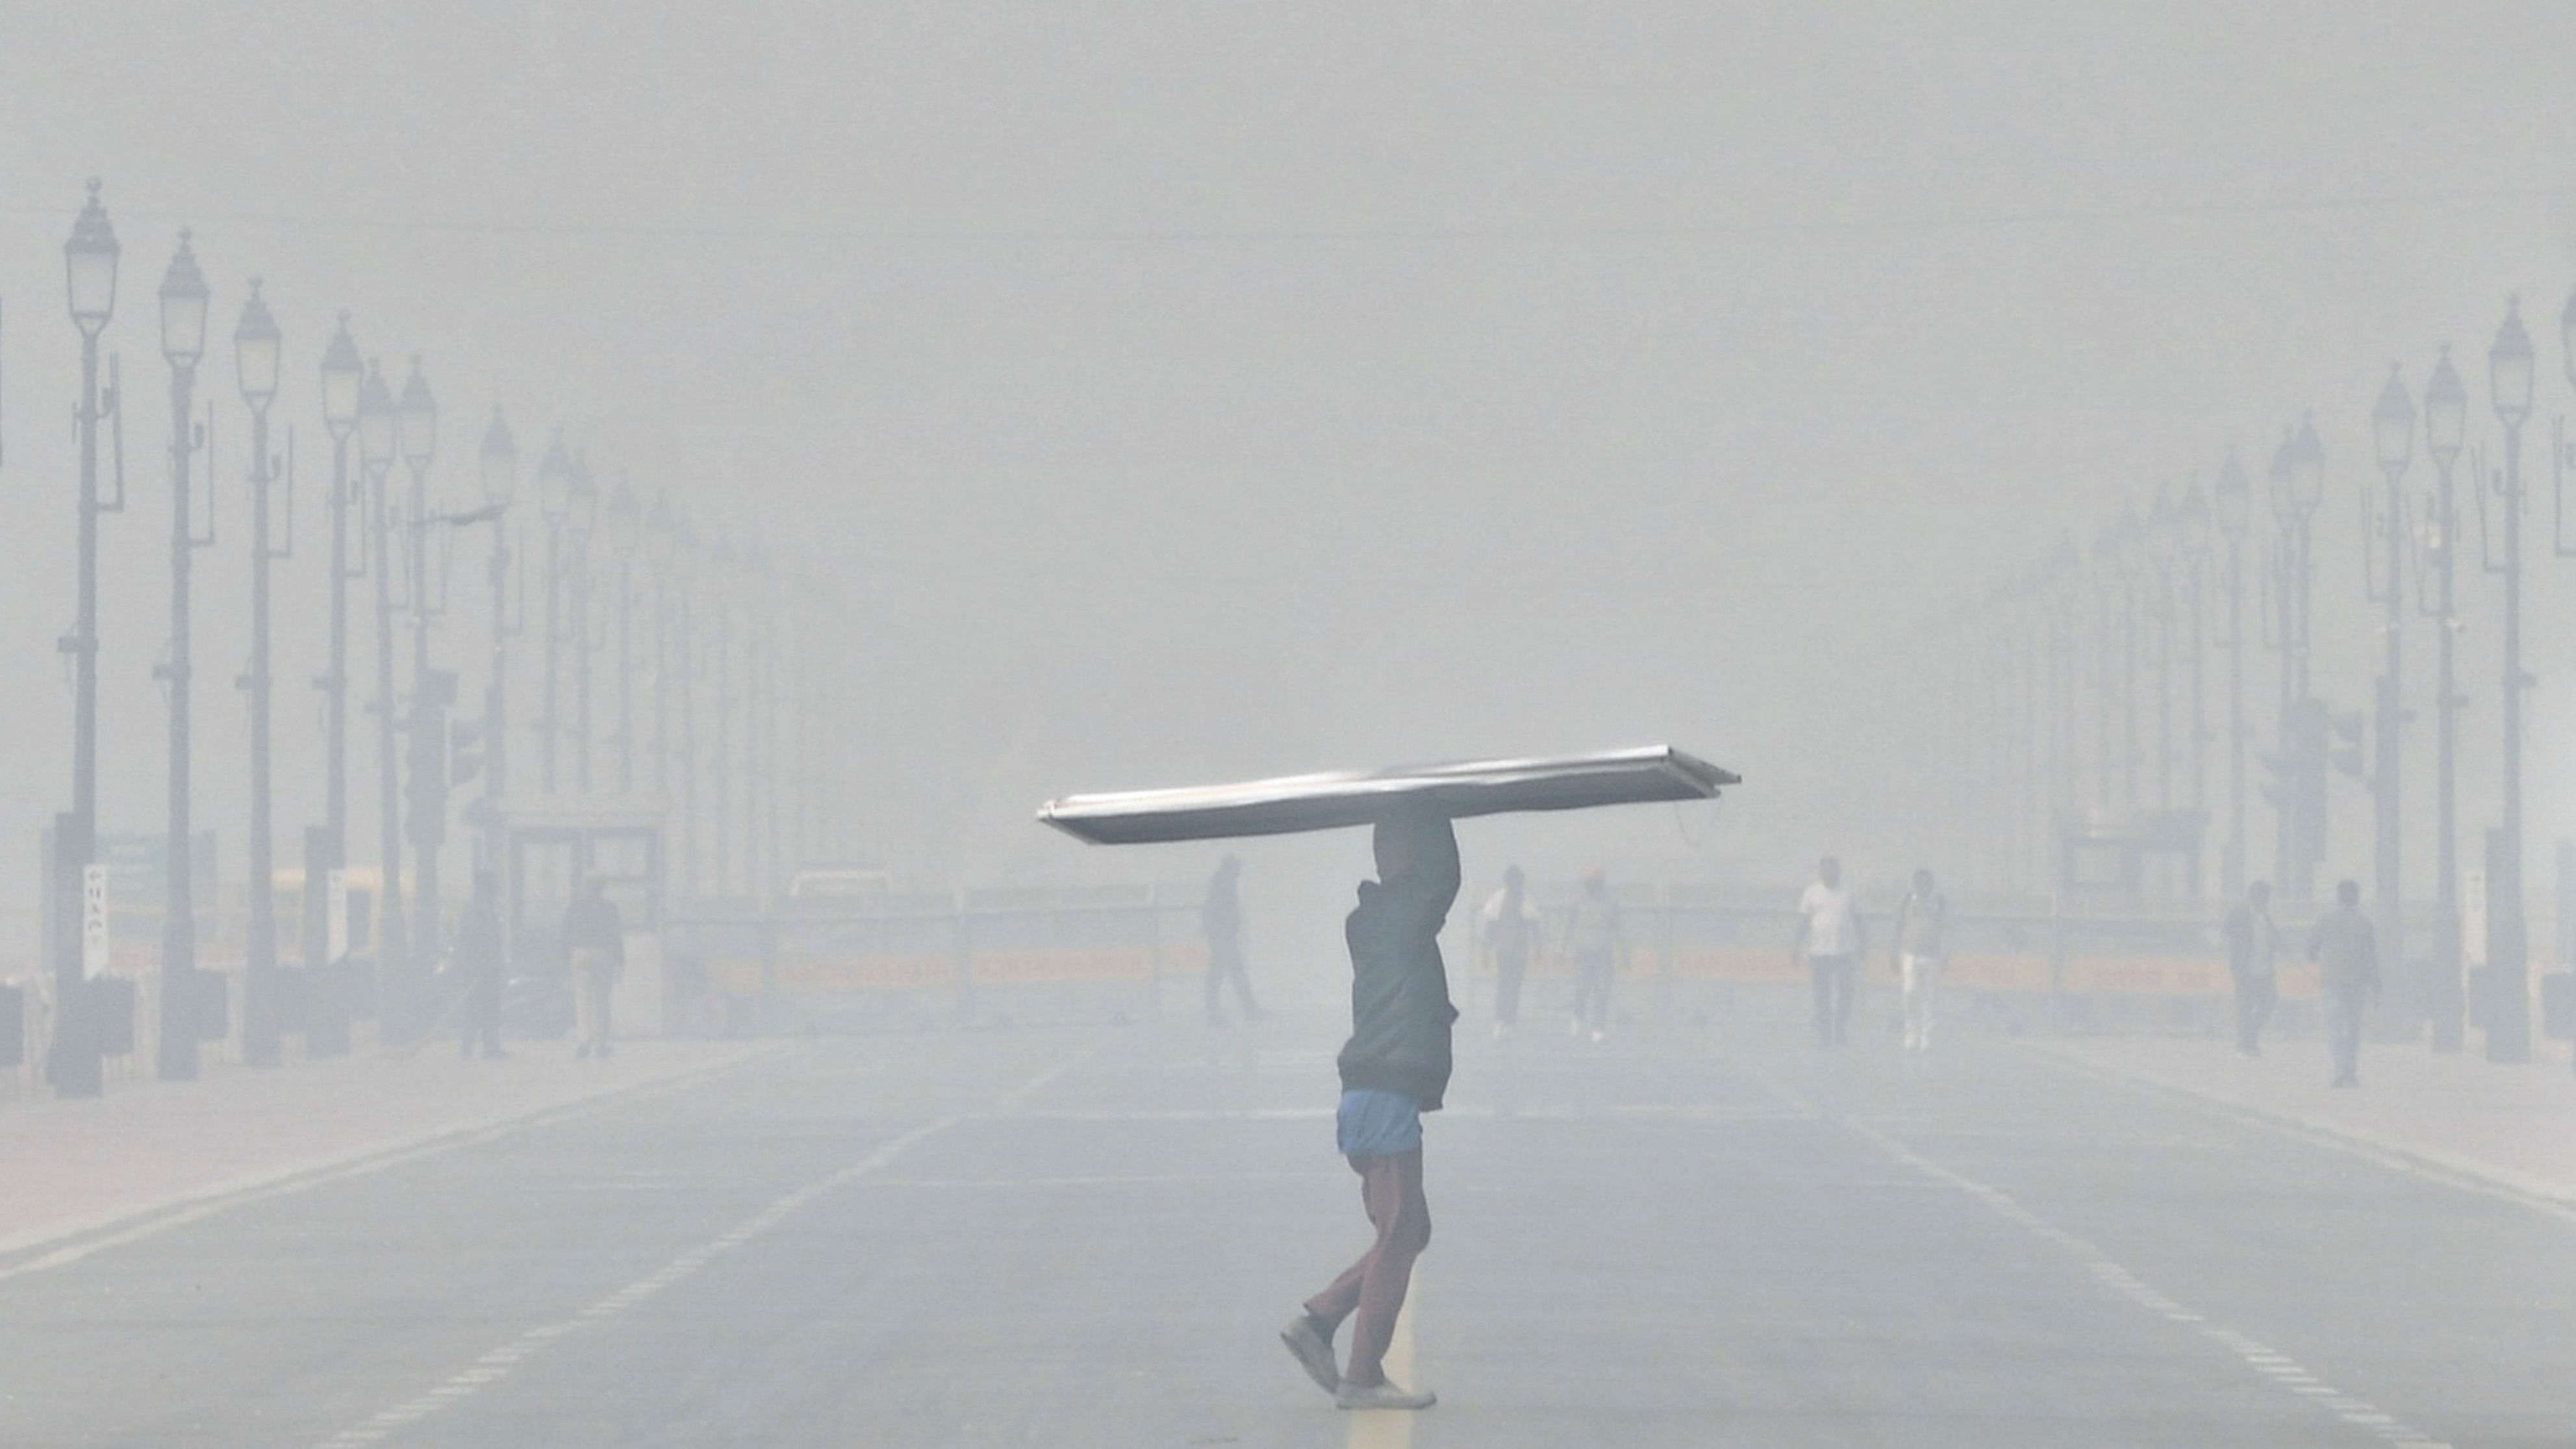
40, 181, 833, 1098
1960, 290, 2576, 1067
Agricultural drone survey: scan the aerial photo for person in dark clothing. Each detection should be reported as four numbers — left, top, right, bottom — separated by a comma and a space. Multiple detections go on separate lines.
1203, 855, 1261, 1024
2223, 880, 2282, 1057
1564, 868, 1624, 1041
1280, 801, 1458, 1413
455, 868, 507, 1060
2306, 878, 2380, 1088
1479, 864, 1541, 1032
563, 877, 625, 1059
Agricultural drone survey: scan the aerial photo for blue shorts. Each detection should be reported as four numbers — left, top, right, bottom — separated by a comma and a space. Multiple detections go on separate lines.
1336, 1088, 1423, 1161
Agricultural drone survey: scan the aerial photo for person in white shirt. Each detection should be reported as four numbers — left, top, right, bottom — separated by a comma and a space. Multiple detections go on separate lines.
1890, 868, 1947, 1052
1791, 856, 1863, 1048
1478, 865, 1543, 1033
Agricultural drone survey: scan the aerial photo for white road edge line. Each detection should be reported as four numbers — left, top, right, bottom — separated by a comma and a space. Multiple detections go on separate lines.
0, 1047, 785, 1289
1770, 1079, 2453, 1449
2025, 1043, 2576, 1227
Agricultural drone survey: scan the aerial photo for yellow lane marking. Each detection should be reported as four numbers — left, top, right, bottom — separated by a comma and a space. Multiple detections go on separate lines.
1346, 1274, 1419, 1448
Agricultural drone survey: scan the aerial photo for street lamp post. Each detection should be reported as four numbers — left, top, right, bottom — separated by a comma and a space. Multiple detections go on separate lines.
155, 233, 210, 1083
668, 514, 700, 903
645, 494, 677, 807
477, 410, 517, 875
535, 435, 572, 793
53, 180, 120, 1098
357, 360, 407, 1039
709, 538, 735, 898
234, 280, 283, 1066
604, 477, 641, 794
2423, 347, 2468, 1050
2046, 536, 2080, 844
398, 360, 443, 978
2267, 418, 2326, 901
2556, 292, 2576, 1074
741, 549, 774, 903
2486, 297, 2534, 1063
569, 455, 598, 792
2215, 451, 2251, 895
2145, 488, 2180, 813
2179, 482, 2213, 897
2104, 505, 2144, 807
309, 316, 363, 1057
2370, 364, 2415, 1029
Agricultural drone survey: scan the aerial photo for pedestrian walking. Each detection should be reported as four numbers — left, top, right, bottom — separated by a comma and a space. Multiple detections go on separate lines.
2223, 880, 2282, 1057
563, 876, 625, 1059
1565, 868, 1624, 1042
455, 868, 507, 1061
2306, 879, 2380, 1088
1891, 868, 1947, 1052
1794, 856, 1863, 1048
1479, 864, 1542, 1034
1203, 855, 1262, 1024
1280, 801, 1456, 1413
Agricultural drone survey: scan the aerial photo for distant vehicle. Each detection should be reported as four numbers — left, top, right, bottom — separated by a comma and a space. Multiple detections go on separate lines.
787, 867, 894, 904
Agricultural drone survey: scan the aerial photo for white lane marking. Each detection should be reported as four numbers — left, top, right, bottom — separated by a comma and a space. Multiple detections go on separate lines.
992, 1037, 1107, 1111
883, 1172, 1308, 1188
0, 1051, 779, 1290
309, 1037, 1109, 1448
310, 1115, 957, 1449
1815, 1102, 2452, 1449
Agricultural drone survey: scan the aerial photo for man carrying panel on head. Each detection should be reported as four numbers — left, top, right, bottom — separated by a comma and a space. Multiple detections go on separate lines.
1280, 801, 1459, 1413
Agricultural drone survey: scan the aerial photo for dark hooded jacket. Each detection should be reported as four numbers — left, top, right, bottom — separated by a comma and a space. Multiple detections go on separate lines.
1335, 816, 1462, 1111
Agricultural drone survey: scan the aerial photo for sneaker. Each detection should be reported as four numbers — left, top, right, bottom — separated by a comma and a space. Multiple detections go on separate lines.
1336, 1380, 1435, 1411
1278, 1315, 1338, 1395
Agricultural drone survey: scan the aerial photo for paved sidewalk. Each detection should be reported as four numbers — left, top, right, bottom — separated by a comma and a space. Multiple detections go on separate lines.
0, 1037, 776, 1257
2034, 1030, 2576, 1205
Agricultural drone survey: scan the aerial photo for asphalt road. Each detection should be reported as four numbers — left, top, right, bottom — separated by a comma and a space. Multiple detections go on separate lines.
3, 994, 2571, 1448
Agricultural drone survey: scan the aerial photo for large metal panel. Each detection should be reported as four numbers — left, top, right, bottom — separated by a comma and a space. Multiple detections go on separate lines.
1039, 746, 1736, 846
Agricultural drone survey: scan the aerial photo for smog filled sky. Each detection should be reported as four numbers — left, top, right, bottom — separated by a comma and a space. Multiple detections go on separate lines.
5, 1, 2576, 931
